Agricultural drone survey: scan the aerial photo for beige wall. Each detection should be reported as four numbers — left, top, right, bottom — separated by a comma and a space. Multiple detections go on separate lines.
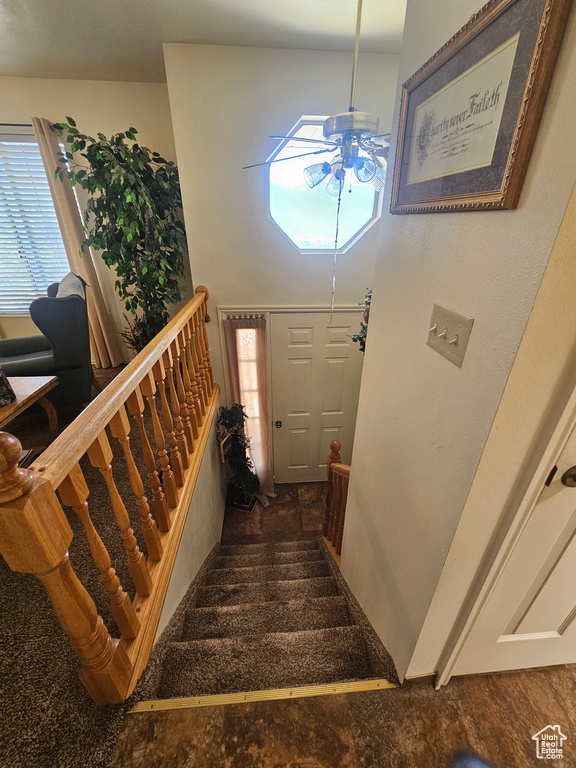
340, 0, 576, 679
411, 180, 576, 680
163, 44, 399, 384
0, 76, 179, 353
156, 414, 227, 640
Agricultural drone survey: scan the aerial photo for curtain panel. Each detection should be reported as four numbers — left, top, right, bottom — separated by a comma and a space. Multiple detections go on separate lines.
32, 117, 123, 368
223, 316, 275, 501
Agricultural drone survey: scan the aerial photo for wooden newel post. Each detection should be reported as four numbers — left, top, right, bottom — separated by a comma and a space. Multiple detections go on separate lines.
0, 431, 132, 704
324, 440, 342, 536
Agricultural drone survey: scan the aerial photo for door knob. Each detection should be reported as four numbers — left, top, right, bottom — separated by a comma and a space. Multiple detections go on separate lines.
275, 420, 283, 428
561, 466, 576, 487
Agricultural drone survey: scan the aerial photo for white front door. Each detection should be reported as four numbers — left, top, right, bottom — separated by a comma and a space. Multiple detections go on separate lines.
453, 421, 576, 676
270, 311, 363, 483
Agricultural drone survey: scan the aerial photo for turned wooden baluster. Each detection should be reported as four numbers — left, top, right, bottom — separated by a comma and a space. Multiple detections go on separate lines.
87, 431, 153, 597
58, 463, 140, 639
193, 307, 210, 408
0, 431, 132, 704
324, 440, 342, 536
109, 405, 163, 561
189, 313, 207, 418
170, 337, 194, 454
152, 358, 184, 488
126, 385, 171, 532
183, 322, 203, 428
139, 371, 179, 510
179, 327, 200, 439
196, 285, 214, 393
161, 349, 189, 473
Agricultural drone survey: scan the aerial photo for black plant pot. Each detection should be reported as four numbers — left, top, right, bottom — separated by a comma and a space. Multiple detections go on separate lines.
228, 486, 258, 512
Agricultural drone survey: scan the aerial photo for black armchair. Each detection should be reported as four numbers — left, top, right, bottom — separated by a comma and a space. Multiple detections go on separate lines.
0, 281, 92, 407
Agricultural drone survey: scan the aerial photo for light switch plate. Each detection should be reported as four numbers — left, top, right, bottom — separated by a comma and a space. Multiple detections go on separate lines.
427, 303, 474, 368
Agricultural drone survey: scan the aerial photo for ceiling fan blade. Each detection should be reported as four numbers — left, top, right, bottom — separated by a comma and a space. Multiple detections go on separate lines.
243, 146, 338, 170
269, 135, 337, 146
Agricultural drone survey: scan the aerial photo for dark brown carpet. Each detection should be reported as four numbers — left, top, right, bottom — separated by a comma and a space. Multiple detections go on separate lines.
142, 538, 397, 702
0, 365, 144, 768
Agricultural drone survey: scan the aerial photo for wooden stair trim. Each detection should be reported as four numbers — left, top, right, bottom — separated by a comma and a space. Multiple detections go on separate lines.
129, 678, 398, 712
121, 385, 220, 697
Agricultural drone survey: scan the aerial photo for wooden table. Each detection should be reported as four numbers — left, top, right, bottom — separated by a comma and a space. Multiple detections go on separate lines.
0, 376, 59, 441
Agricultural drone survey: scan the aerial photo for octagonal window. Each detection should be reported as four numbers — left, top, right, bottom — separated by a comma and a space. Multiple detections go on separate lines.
268, 116, 384, 253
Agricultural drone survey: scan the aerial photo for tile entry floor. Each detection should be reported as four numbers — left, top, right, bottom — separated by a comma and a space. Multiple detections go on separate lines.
114, 664, 576, 767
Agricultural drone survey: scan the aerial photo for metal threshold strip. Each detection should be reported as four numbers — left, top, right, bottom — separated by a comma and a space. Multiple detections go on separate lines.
129, 678, 398, 713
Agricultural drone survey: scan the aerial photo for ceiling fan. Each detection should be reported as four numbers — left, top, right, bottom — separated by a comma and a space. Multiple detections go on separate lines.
244, 0, 391, 195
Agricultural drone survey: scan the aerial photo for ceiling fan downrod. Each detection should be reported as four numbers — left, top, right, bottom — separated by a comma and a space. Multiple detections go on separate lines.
349, 0, 364, 112
322, 0, 379, 145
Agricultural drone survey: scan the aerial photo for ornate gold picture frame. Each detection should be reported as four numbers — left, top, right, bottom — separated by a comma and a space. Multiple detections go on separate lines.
390, 0, 572, 214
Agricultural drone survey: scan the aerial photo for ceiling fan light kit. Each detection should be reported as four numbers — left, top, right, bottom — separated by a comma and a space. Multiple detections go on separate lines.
245, 0, 390, 191
299, 0, 388, 196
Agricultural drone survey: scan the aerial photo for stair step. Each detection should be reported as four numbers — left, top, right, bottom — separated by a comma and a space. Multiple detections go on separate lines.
213, 549, 323, 570
219, 540, 319, 557
205, 560, 329, 586
182, 596, 352, 640
197, 576, 338, 607
157, 625, 373, 698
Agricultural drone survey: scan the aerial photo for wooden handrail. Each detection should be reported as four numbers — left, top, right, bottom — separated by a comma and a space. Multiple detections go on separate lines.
324, 441, 351, 557
0, 286, 219, 703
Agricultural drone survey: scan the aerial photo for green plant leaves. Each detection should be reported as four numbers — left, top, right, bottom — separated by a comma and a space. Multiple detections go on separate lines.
55, 118, 187, 352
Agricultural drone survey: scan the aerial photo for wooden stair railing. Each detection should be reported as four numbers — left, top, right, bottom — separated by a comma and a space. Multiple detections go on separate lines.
322, 440, 350, 555
0, 286, 219, 704
323, 440, 351, 557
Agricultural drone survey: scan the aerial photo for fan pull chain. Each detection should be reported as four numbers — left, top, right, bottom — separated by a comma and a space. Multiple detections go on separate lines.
330, 179, 344, 324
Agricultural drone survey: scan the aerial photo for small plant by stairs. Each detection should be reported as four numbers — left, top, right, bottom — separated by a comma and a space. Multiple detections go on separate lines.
152, 538, 396, 699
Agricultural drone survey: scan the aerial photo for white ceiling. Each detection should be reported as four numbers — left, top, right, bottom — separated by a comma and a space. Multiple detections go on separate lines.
0, 0, 407, 83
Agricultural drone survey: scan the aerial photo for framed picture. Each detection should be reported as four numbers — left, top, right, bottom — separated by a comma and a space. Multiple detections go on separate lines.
390, 0, 571, 213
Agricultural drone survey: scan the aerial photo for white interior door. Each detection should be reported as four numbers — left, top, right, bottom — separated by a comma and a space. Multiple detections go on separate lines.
453, 421, 576, 676
270, 311, 363, 483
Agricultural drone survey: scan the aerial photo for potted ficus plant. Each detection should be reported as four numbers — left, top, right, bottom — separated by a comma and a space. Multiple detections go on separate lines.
55, 118, 187, 351
218, 404, 261, 511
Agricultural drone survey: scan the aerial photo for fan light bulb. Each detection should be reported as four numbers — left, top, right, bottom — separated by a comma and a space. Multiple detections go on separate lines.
354, 157, 376, 183
303, 162, 331, 189
326, 167, 346, 197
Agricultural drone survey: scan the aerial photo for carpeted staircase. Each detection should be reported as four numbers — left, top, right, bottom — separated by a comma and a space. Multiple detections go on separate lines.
152, 538, 396, 699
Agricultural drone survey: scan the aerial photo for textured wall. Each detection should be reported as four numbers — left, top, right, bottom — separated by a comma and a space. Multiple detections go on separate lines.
156, 414, 227, 640
163, 44, 399, 383
340, 0, 576, 678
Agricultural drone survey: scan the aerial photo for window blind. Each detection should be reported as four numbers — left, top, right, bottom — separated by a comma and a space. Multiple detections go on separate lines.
0, 140, 70, 314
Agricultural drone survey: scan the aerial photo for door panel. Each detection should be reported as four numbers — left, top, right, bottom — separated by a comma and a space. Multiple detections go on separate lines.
454, 424, 576, 675
271, 311, 362, 483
